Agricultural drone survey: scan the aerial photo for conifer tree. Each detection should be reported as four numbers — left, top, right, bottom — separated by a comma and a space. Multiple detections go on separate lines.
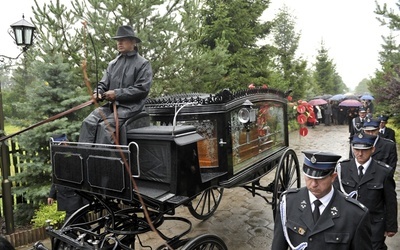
199, 0, 275, 91
270, 5, 308, 100
313, 42, 336, 94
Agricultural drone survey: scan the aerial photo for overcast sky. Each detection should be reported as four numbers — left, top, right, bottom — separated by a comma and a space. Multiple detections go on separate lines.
264, 0, 394, 91
1, 0, 395, 91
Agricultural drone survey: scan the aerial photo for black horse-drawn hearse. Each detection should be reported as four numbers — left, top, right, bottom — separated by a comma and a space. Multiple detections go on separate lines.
34, 87, 301, 249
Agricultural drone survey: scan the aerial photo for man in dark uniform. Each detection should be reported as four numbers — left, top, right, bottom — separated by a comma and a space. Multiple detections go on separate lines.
349, 107, 367, 138
378, 115, 396, 142
348, 107, 367, 158
362, 118, 397, 170
334, 133, 397, 250
272, 151, 371, 250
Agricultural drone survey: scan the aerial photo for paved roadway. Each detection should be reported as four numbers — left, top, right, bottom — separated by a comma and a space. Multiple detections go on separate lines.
18, 124, 399, 249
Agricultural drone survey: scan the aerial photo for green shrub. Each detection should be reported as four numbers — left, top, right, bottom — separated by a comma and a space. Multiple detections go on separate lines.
31, 202, 65, 229
288, 118, 300, 132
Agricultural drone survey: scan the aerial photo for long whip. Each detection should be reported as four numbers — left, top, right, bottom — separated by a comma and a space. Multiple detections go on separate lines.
0, 100, 93, 143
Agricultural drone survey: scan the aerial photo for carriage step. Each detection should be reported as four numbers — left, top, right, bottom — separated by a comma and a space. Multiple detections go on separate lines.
200, 172, 227, 183
166, 195, 190, 204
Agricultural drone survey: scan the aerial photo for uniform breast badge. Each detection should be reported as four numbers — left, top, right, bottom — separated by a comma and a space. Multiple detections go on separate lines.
298, 227, 306, 235
300, 200, 307, 209
330, 207, 339, 217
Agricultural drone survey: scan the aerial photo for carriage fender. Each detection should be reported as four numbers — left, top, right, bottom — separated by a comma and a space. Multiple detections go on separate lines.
174, 132, 204, 146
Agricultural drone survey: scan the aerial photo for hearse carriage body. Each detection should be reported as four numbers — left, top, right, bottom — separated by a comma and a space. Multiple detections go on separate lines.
36, 88, 300, 250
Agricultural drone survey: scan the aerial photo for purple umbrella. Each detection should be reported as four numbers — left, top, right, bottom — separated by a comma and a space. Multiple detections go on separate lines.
339, 99, 363, 107
308, 98, 328, 106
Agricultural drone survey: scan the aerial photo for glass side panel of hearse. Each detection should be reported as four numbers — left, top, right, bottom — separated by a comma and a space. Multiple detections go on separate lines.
230, 100, 286, 174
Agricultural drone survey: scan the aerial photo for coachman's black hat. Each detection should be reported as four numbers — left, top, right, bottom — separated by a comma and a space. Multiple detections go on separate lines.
112, 25, 142, 43
302, 151, 341, 179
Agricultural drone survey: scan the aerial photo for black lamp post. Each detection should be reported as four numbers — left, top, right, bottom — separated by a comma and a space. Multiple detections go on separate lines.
0, 14, 35, 234
1, 15, 36, 62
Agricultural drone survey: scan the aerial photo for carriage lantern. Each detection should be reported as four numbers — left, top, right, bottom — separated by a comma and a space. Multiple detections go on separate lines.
238, 99, 256, 124
238, 99, 256, 143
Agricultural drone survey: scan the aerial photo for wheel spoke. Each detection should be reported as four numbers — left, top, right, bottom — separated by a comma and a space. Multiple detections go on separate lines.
188, 188, 224, 220
273, 149, 300, 219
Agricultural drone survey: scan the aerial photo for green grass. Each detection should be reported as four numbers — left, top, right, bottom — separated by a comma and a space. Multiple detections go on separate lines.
4, 124, 20, 134
387, 121, 399, 144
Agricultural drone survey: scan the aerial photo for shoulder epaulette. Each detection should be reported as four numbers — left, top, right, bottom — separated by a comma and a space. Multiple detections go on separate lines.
380, 137, 395, 144
376, 160, 391, 169
281, 188, 300, 198
286, 188, 300, 193
345, 196, 368, 211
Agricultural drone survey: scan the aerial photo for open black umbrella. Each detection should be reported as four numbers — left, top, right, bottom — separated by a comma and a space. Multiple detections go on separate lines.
329, 94, 345, 101
321, 94, 333, 100
343, 94, 359, 100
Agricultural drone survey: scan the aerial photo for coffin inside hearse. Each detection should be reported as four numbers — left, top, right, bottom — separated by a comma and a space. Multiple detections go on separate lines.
143, 88, 289, 188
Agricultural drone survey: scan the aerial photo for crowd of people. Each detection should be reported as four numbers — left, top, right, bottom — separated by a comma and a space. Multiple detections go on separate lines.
307, 99, 375, 128
273, 97, 398, 249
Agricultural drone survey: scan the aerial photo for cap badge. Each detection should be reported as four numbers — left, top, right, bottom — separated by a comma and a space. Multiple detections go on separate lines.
311, 156, 317, 163
358, 133, 363, 138
366, 118, 371, 122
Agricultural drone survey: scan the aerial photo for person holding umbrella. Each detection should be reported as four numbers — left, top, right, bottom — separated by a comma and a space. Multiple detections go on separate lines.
324, 101, 333, 126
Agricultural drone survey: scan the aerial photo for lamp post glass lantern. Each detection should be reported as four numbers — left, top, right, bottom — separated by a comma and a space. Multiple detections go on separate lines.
10, 15, 36, 48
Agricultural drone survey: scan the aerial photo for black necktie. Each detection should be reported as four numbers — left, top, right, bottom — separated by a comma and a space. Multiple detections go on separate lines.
358, 165, 364, 180
313, 200, 322, 223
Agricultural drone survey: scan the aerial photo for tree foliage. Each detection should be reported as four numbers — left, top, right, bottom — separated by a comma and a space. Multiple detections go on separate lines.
270, 5, 308, 100
313, 41, 347, 95
371, 2, 400, 122
199, 0, 275, 91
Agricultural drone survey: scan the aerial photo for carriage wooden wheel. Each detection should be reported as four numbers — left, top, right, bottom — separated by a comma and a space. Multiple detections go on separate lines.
272, 148, 301, 219
180, 234, 228, 250
187, 187, 224, 220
